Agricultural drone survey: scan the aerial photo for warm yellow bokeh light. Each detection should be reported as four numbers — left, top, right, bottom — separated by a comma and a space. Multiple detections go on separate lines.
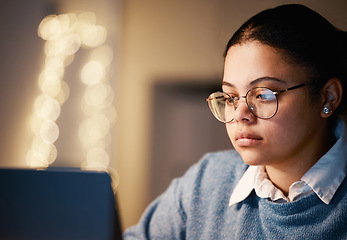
39, 98, 61, 121
79, 114, 110, 141
26, 150, 48, 168
80, 25, 107, 48
103, 106, 117, 125
38, 15, 62, 41
81, 147, 109, 171
27, 133, 57, 167
39, 74, 61, 98
54, 80, 70, 105
81, 60, 105, 85
38, 141, 57, 164
40, 121, 59, 144
34, 95, 61, 121
74, 12, 107, 48
79, 130, 111, 149
86, 148, 109, 165
45, 56, 65, 77
44, 34, 81, 56
83, 83, 108, 107
29, 11, 114, 169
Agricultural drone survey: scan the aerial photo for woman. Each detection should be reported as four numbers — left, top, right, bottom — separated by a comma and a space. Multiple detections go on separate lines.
124, 4, 347, 239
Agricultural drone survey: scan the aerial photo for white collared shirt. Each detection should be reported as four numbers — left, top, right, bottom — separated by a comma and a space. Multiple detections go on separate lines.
229, 119, 347, 206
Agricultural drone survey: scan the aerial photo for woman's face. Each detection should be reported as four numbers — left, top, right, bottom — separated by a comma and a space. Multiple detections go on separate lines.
223, 42, 325, 167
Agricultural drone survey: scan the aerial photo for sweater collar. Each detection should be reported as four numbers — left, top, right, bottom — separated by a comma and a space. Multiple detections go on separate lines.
229, 119, 347, 206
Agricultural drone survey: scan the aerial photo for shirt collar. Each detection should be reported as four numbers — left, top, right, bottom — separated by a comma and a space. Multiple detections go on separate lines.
229, 119, 347, 206
302, 119, 347, 204
229, 165, 257, 206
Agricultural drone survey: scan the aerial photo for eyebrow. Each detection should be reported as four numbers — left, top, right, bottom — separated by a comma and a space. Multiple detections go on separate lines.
222, 77, 287, 88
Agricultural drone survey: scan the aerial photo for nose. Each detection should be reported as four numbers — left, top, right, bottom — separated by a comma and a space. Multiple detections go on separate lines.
232, 96, 247, 109
233, 97, 256, 123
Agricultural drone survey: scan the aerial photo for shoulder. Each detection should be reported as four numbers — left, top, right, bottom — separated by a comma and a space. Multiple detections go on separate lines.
173, 150, 249, 227
178, 149, 248, 198
186, 149, 248, 181
123, 150, 248, 239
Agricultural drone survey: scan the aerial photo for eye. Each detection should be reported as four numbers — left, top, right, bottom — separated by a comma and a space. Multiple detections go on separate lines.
253, 89, 276, 102
256, 93, 273, 100
224, 92, 238, 100
214, 95, 228, 102
220, 95, 233, 104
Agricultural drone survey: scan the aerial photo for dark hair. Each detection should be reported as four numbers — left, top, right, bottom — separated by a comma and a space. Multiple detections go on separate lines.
225, 4, 347, 116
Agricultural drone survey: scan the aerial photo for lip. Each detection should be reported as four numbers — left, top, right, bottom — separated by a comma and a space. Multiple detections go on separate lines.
235, 132, 263, 147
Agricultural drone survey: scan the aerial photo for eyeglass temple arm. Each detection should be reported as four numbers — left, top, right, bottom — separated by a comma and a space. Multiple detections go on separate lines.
273, 83, 307, 95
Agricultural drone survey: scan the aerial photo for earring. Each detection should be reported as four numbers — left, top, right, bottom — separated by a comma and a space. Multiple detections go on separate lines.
323, 106, 330, 114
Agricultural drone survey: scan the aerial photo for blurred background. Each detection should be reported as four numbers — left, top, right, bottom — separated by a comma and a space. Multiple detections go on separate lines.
1, 0, 347, 230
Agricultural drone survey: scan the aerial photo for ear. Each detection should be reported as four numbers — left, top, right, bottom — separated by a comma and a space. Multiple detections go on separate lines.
320, 77, 343, 118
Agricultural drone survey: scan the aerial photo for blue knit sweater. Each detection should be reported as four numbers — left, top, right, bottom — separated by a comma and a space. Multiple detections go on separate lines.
123, 150, 347, 239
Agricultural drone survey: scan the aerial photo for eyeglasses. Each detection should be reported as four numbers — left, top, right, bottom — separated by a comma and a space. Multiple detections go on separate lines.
206, 83, 308, 123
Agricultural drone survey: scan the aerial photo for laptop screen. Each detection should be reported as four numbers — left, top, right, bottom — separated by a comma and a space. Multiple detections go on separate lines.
0, 167, 122, 240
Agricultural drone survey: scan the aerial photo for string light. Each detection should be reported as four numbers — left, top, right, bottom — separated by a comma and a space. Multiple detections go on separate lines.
27, 12, 116, 171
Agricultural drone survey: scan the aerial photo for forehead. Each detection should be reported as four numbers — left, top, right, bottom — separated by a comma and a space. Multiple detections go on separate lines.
223, 42, 308, 89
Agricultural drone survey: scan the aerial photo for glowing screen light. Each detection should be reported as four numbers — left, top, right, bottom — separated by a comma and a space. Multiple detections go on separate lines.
27, 12, 116, 171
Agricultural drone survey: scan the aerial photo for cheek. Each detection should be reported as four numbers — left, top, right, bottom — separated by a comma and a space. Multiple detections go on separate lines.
264, 104, 317, 153
225, 124, 234, 144
265, 121, 296, 148
226, 130, 233, 149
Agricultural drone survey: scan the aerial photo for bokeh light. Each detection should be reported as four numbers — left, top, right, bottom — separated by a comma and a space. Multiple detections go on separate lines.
81, 60, 105, 85
40, 121, 59, 143
28, 11, 115, 170
81, 147, 110, 171
39, 98, 61, 121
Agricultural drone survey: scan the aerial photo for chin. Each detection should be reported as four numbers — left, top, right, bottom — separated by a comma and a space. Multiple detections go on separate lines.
237, 149, 267, 166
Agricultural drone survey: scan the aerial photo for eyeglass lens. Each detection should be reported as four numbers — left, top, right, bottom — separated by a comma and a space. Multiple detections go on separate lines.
207, 88, 278, 123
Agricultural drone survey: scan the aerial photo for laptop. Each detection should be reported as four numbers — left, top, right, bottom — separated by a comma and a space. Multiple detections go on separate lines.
0, 167, 122, 240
